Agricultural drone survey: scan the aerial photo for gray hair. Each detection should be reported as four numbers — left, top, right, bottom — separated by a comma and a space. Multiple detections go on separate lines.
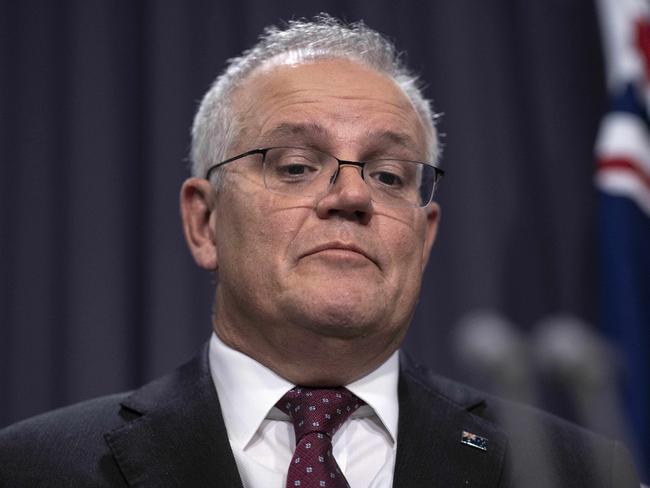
190, 14, 440, 185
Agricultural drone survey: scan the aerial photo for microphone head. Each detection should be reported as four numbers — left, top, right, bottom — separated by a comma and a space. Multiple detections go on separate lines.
453, 310, 529, 386
532, 315, 616, 388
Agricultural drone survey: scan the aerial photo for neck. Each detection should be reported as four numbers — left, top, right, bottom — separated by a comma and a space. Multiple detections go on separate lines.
212, 299, 405, 386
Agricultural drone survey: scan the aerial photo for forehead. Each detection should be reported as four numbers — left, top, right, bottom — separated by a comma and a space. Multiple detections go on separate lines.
230, 58, 427, 157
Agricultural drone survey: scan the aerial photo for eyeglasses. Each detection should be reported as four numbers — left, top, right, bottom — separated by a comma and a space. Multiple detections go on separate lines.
205, 146, 444, 208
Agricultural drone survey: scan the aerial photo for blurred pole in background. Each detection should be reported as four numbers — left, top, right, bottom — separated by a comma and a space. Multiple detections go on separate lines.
595, 0, 650, 479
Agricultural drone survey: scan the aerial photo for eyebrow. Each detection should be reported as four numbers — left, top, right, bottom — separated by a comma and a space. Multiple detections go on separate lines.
261, 122, 421, 157
367, 129, 418, 153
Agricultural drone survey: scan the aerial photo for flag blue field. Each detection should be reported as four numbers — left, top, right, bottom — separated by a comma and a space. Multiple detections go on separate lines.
596, 0, 650, 481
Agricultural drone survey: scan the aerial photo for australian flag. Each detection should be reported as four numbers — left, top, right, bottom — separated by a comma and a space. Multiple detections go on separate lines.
596, 0, 650, 480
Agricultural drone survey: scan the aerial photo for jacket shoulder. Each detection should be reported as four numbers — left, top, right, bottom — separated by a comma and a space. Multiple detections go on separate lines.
0, 393, 132, 486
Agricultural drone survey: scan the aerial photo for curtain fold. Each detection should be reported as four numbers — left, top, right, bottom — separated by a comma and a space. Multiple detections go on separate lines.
1, 0, 607, 436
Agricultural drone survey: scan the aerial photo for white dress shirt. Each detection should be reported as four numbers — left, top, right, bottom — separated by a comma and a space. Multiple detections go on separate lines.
208, 332, 399, 488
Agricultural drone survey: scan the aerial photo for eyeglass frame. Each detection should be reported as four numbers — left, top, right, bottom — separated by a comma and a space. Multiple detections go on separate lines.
204, 146, 445, 208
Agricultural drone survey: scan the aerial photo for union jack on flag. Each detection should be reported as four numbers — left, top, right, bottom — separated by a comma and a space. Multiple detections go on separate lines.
596, 0, 650, 211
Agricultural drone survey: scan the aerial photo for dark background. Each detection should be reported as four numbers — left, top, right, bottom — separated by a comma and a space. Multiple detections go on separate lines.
4, 0, 637, 474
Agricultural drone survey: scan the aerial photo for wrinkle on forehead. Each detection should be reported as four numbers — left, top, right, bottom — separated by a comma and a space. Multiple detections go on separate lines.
260, 121, 420, 156
230, 59, 428, 157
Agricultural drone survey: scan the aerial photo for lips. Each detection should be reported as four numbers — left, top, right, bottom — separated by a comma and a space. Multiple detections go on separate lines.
301, 241, 377, 266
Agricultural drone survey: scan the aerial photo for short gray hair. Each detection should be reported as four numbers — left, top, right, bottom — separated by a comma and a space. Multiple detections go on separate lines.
190, 14, 440, 184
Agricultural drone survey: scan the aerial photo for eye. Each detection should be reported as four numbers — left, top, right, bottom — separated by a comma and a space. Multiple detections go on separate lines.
368, 161, 410, 189
375, 171, 403, 187
266, 148, 324, 183
283, 163, 311, 176
275, 158, 320, 179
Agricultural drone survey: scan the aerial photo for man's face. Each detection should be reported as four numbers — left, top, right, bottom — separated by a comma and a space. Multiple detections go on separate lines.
196, 58, 438, 370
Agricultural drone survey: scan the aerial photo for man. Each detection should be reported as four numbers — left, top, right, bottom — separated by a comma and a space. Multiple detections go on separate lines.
0, 15, 641, 488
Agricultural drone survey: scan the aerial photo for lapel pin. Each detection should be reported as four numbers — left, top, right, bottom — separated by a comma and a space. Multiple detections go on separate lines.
461, 430, 488, 451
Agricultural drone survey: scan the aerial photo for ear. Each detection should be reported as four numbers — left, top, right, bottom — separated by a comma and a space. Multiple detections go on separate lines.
180, 177, 219, 270
420, 202, 440, 271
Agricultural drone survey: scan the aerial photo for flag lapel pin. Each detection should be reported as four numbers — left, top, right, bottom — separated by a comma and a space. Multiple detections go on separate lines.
461, 430, 488, 451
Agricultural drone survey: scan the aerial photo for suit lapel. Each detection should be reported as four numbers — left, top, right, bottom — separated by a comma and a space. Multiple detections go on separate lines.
104, 345, 243, 487
102, 347, 508, 487
394, 355, 508, 488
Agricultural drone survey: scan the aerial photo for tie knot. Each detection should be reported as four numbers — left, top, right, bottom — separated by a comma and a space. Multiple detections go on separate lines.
276, 387, 363, 440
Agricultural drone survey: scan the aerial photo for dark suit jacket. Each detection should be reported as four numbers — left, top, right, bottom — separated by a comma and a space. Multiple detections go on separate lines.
0, 345, 640, 487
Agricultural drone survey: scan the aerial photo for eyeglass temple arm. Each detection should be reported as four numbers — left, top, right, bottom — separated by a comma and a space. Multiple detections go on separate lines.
204, 148, 268, 180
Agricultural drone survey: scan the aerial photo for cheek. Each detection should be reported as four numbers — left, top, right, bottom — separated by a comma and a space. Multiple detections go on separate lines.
218, 195, 310, 277
379, 217, 427, 270
254, 215, 298, 265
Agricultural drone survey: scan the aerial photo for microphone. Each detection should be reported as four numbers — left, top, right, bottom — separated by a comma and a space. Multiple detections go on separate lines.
531, 314, 627, 440
452, 310, 533, 403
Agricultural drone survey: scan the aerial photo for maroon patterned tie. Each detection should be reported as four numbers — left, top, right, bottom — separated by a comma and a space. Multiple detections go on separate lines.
276, 387, 364, 488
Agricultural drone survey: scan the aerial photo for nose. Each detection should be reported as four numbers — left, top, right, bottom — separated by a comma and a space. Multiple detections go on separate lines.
315, 165, 373, 223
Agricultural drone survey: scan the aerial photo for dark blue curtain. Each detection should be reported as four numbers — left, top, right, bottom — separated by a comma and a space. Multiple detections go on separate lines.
3, 0, 624, 469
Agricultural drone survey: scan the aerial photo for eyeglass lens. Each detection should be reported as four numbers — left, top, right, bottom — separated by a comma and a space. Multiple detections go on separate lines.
261, 147, 437, 207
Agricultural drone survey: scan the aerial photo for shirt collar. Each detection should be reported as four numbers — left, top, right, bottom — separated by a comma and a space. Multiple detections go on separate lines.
208, 332, 293, 450
346, 350, 399, 444
208, 331, 400, 449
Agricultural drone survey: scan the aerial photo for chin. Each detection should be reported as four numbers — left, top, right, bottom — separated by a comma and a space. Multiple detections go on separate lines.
310, 316, 373, 339
291, 298, 384, 339
277, 279, 395, 336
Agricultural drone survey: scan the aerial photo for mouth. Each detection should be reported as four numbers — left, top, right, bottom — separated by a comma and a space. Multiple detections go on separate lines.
301, 242, 378, 267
